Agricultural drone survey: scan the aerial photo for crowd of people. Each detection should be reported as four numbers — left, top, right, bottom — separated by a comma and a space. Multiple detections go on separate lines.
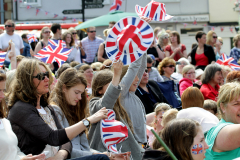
1, 17, 240, 160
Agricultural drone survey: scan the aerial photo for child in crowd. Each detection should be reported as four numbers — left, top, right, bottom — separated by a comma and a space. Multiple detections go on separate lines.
203, 99, 218, 117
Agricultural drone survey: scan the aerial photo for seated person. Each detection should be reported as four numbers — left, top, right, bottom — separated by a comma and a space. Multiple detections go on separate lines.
135, 68, 169, 114
179, 65, 196, 96
147, 55, 164, 82
203, 99, 218, 116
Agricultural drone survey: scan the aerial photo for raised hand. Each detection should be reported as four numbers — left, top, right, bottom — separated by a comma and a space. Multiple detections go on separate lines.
88, 107, 108, 123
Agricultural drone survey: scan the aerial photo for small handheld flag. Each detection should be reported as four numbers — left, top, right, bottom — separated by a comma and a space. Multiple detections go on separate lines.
216, 53, 240, 70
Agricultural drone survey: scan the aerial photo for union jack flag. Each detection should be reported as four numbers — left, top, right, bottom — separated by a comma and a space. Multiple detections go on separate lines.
192, 144, 203, 155
135, 1, 173, 21
62, 16, 67, 21
53, 14, 58, 18
0, 51, 7, 68
109, 0, 123, 12
216, 53, 240, 70
27, 34, 38, 43
34, 40, 72, 67
100, 109, 128, 153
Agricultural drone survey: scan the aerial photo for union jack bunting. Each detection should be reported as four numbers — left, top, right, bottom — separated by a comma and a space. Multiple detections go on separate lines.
27, 34, 38, 43
216, 53, 240, 70
105, 17, 154, 65
100, 109, 128, 153
36, 8, 40, 15
109, 0, 123, 13
135, 0, 173, 21
34, 40, 72, 67
0, 51, 7, 68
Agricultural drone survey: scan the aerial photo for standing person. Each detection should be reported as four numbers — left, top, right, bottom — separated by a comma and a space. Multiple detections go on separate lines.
206, 30, 221, 57
62, 31, 78, 63
81, 27, 104, 64
51, 23, 62, 40
157, 29, 170, 51
147, 40, 165, 67
190, 31, 216, 71
154, 27, 161, 42
79, 64, 93, 96
230, 34, 240, 62
97, 29, 110, 63
21, 34, 31, 57
32, 27, 51, 56
0, 20, 24, 68
200, 64, 222, 101
205, 82, 240, 160
108, 21, 116, 28
165, 31, 187, 61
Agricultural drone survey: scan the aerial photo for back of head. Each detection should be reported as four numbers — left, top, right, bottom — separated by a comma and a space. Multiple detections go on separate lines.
201, 64, 222, 84
147, 55, 153, 64
100, 59, 112, 70
203, 99, 218, 115
226, 71, 240, 83
70, 61, 80, 68
21, 33, 27, 39
181, 87, 204, 109
161, 108, 178, 127
79, 64, 91, 73
50, 23, 61, 34
91, 62, 103, 71
50, 68, 87, 126
56, 63, 71, 79
16, 55, 25, 63
161, 118, 199, 160
0, 71, 6, 118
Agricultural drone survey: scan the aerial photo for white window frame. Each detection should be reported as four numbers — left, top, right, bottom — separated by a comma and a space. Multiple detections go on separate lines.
19, 0, 42, 7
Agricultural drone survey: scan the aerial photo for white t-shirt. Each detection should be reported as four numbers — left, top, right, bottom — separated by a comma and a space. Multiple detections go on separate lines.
0, 33, 24, 62
0, 118, 25, 160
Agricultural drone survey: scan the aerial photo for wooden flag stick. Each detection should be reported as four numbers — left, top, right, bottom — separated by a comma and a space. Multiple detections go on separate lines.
151, 129, 178, 160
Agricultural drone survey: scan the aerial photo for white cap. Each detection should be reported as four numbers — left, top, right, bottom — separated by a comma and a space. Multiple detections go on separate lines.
195, 69, 204, 79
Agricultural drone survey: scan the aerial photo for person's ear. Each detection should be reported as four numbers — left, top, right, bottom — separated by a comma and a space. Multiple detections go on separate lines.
220, 103, 226, 114
98, 89, 103, 95
62, 84, 66, 92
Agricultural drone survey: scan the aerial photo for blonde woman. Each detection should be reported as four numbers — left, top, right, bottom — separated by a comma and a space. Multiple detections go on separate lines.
230, 34, 240, 62
179, 65, 196, 96
97, 28, 110, 62
157, 29, 170, 51
206, 30, 221, 58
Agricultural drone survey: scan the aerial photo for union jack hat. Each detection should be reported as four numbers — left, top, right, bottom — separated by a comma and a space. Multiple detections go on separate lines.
100, 109, 128, 153
105, 16, 154, 65
135, 0, 173, 21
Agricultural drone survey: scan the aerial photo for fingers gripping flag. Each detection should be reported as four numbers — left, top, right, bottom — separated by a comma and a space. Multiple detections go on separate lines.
216, 53, 240, 70
100, 109, 128, 153
34, 40, 72, 67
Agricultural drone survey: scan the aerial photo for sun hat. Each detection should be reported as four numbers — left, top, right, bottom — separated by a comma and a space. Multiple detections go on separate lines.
135, 0, 173, 21
195, 69, 204, 79
105, 16, 154, 65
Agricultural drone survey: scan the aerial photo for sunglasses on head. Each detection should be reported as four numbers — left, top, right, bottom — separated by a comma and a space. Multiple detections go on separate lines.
89, 31, 96, 33
72, 32, 77, 34
213, 36, 218, 39
5, 25, 12, 28
33, 72, 49, 80
165, 65, 175, 68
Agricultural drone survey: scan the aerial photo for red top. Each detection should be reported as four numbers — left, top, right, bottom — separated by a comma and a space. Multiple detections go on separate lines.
195, 53, 208, 66
164, 44, 186, 61
200, 83, 220, 102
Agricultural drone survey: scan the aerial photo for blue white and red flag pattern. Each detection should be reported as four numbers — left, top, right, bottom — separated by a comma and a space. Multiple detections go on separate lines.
27, 34, 38, 43
216, 53, 240, 70
192, 144, 203, 155
0, 51, 6, 68
109, 0, 123, 13
135, 0, 173, 21
105, 17, 154, 65
100, 109, 128, 153
34, 40, 72, 67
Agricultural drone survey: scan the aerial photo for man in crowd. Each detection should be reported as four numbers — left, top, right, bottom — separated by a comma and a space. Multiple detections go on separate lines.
21, 34, 31, 57
135, 68, 169, 114
109, 21, 116, 28
0, 20, 24, 67
51, 23, 62, 40
81, 26, 104, 64
147, 55, 164, 82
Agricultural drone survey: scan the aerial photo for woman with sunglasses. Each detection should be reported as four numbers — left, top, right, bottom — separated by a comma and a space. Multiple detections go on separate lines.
190, 31, 216, 71
158, 57, 178, 92
179, 65, 196, 96
157, 29, 170, 52
206, 30, 221, 61
7, 58, 109, 160
32, 27, 51, 56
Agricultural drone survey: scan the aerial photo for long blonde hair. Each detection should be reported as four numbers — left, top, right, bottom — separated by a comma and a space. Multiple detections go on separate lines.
91, 69, 134, 133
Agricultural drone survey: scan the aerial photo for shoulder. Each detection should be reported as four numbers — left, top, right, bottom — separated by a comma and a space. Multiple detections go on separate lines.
96, 37, 104, 42
9, 101, 37, 117
181, 44, 186, 48
81, 37, 88, 42
165, 45, 171, 50
200, 84, 209, 91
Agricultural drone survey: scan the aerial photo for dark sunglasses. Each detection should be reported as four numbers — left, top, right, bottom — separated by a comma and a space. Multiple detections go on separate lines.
44, 31, 50, 34
165, 65, 175, 68
88, 31, 96, 33
147, 67, 151, 69
72, 32, 77, 34
145, 69, 148, 73
213, 36, 218, 39
33, 72, 49, 80
5, 25, 12, 27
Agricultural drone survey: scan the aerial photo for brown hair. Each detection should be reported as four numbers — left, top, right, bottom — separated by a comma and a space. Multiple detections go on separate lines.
233, 34, 240, 47
0, 72, 6, 118
154, 27, 161, 36
79, 64, 91, 73
170, 31, 180, 44
159, 119, 200, 160
161, 108, 178, 127
62, 31, 75, 47
70, 61, 80, 68
226, 71, 240, 83
7, 58, 53, 109
100, 59, 112, 70
40, 27, 50, 40
49, 68, 88, 126
16, 55, 25, 63
203, 99, 218, 115
56, 63, 71, 79
206, 30, 216, 45
152, 103, 171, 130
181, 87, 204, 109
91, 69, 134, 133
157, 57, 176, 75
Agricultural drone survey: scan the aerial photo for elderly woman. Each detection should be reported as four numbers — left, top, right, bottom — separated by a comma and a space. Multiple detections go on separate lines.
205, 82, 240, 159
171, 57, 190, 81
157, 29, 170, 51
200, 64, 222, 101
7, 58, 109, 160
230, 34, 240, 62
179, 65, 196, 96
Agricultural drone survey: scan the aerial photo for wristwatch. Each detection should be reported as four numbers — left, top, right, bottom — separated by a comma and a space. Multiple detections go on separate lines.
82, 118, 91, 128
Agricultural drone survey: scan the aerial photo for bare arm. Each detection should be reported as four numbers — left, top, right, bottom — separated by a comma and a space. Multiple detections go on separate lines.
8, 42, 16, 70
155, 44, 165, 60
146, 112, 155, 126
165, 50, 177, 59
34, 42, 42, 55
178, 49, 187, 58
20, 48, 23, 54
79, 42, 85, 56
97, 43, 106, 62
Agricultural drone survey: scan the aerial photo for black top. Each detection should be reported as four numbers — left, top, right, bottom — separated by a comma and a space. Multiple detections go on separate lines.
190, 44, 216, 67
8, 100, 72, 157
142, 150, 173, 160
135, 80, 169, 114
102, 43, 108, 59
